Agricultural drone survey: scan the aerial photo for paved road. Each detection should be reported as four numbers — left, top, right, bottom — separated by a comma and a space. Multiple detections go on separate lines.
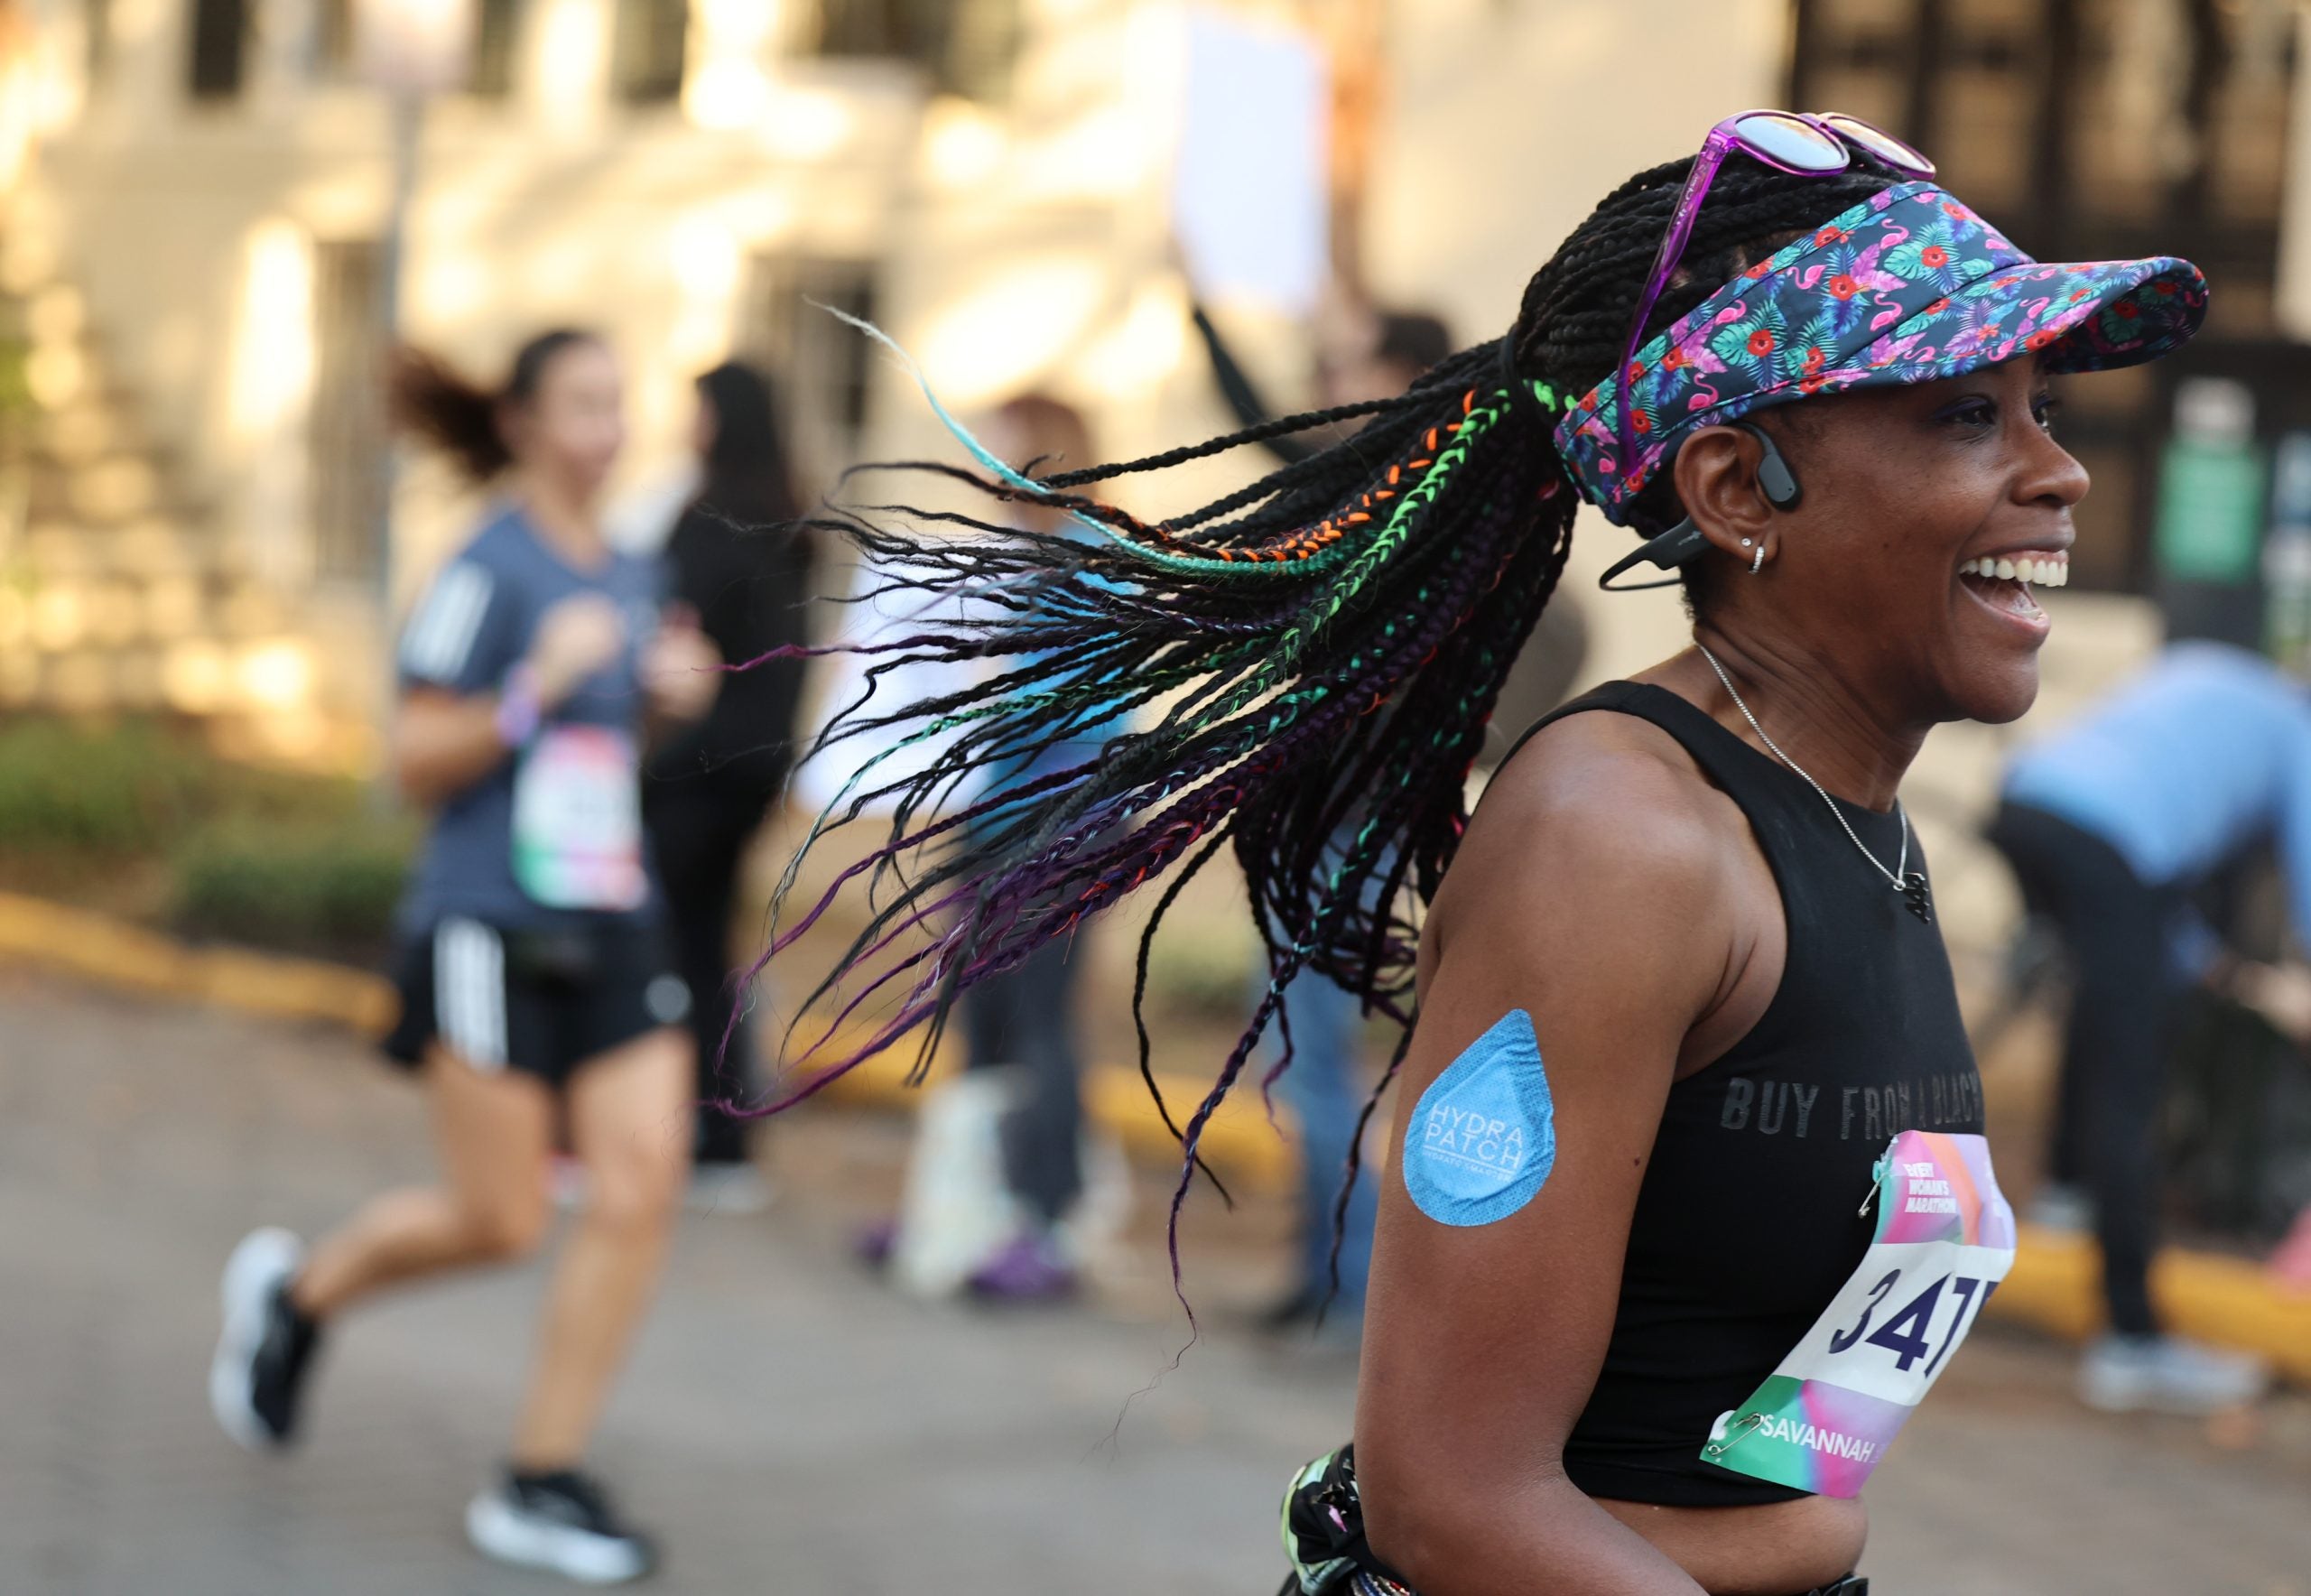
2, 972, 2307, 1595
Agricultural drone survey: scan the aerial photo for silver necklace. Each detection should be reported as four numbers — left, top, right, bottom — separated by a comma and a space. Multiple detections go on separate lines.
1695, 643, 1933, 923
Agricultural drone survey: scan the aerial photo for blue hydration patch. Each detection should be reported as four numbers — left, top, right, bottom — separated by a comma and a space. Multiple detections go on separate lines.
1404, 1008, 1555, 1228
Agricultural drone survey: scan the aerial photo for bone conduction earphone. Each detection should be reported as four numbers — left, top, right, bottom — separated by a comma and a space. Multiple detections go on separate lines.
1596, 422, 1804, 591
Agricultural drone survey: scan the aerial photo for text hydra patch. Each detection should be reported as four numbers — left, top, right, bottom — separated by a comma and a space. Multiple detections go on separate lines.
1405, 1008, 1555, 1227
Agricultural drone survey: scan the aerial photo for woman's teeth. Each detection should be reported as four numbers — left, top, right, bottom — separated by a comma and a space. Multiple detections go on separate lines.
1958, 554, 2069, 588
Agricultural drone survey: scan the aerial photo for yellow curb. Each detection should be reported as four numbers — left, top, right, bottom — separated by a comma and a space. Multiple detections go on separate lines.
0, 888, 1292, 1191
0, 890, 401, 1035
1988, 1222, 2311, 1384
11, 886, 2308, 1369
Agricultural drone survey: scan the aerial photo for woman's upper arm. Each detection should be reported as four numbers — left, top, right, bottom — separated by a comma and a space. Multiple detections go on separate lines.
1354, 744, 1737, 1563
389, 685, 504, 805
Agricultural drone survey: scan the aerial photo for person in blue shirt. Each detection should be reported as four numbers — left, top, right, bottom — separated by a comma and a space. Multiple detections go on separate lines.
1193, 305, 1458, 1336
209, 329, 719, 1583
881, 394, 1118, 1301
1191, 297, 1586, 1336
1991, 640, 2307, 1414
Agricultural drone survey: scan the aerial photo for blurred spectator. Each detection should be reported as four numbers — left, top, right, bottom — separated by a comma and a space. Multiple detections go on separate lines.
877, 394, 1120, 1303
644, 361, 816, 1212
1989, 640, 2306, 1413
1253, 879, 1383, 1334
1190, 297, 1476, 1333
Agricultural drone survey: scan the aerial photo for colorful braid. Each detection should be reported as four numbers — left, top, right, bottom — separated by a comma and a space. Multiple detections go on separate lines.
744, 148, 1907, 1315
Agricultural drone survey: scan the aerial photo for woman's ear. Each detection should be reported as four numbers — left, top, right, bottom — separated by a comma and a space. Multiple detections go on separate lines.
1672, 424, 1779, 567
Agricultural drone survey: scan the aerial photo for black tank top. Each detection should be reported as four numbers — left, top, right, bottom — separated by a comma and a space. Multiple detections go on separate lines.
1499, 682, 1984, 1507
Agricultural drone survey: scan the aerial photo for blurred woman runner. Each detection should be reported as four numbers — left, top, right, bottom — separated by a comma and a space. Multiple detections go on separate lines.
645, 359, 814, 1210
751, 114, 2205, 1595
209, 329, 718, 1585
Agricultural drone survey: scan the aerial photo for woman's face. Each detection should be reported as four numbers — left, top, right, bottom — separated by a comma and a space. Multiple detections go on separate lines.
505, 339, 626, 503
1736, 356, 2087, 727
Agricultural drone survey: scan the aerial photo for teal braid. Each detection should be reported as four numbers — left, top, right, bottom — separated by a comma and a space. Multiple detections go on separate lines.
723, 149, 1926, 1319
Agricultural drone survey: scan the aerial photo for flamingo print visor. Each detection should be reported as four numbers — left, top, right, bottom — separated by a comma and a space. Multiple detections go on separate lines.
1551, 180, 2208, 524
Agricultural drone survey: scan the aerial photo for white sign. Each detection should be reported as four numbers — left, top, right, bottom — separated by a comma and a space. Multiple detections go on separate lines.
1171, 8, 1328, 316
357, 0, 476, 95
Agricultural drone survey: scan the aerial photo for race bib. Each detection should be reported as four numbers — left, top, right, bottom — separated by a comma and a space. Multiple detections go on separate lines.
1701, 1129, 2015, 1499
511, 724, 645, 911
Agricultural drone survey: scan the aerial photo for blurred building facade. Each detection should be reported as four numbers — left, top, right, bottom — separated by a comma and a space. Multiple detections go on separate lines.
0, 0, 1787, 767
0, 0, 2297, 861
0, 0, 991, 765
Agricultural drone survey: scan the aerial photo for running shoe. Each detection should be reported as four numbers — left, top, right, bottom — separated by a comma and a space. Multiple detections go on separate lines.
966, 1229, 1077, 1303
466, 1467, 659, 1585
2077, 1332, 2269, 1415
2024, 1181, 2095, 1233
209, 1227, 322, 1450
854, 1216, 900, 1269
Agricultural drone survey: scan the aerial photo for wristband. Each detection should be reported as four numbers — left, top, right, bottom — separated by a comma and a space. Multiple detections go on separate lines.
495, 664, 543, 748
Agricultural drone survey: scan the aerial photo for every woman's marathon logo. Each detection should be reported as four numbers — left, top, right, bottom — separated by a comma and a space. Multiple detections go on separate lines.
1898, 1160, 1959, 1214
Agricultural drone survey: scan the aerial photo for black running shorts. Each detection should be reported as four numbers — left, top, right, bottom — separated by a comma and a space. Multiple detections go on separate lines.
383, 915, 691, 1088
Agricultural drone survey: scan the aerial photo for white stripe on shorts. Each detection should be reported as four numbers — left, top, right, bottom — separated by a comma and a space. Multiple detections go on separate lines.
432, 917, 506, 1070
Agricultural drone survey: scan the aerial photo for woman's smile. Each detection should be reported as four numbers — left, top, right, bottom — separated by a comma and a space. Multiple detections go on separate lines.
1956, 544, 2072, 641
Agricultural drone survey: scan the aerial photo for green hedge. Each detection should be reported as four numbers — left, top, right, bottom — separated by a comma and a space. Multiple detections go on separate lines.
171, 815, 413, 957
0, 719, 220, 853
0, 717, 412, 955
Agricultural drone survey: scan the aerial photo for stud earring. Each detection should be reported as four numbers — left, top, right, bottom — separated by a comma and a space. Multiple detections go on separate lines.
1740, 537, 1753, 548
1749, 544, 1766, 575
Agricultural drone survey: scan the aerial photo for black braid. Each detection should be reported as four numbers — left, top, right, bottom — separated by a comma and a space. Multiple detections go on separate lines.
1512, 153, 1899, 540
748, 147, 1905, 1304
1040, 392, 1413, 487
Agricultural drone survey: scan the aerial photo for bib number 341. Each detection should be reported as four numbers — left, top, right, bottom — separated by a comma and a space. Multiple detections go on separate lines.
1700, 1129, 2016, 1499
1825, 1268, 1994, 1378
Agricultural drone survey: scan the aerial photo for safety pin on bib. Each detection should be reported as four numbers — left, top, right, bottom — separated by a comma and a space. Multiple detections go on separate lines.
1857, 1148, 1894, 1219
1703, 1411, 1766, 1461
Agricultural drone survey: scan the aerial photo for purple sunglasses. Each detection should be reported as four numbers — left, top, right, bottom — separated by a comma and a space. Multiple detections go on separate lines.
1615, 110, 1936, 477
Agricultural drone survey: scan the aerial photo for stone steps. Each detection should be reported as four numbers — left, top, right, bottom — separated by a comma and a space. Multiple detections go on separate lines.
0, 256, 367, 764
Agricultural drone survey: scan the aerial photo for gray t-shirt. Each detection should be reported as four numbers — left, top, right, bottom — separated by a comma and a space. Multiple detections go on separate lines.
395, 505, 665, 935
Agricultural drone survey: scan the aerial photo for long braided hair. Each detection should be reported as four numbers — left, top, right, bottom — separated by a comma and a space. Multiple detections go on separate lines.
752, 151, 1902, 1293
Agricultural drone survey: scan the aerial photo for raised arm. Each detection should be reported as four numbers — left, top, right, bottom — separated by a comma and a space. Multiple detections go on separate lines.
1354, 730, 1749, 1594
392, 589, 625, 808
1186, 302, 1318, 467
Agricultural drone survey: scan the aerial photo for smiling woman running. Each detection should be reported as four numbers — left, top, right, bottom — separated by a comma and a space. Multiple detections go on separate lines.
754, 113, 2204, 1595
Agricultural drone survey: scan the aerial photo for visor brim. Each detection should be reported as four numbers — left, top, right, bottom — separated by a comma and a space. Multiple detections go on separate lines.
1885, 254, 2207, 378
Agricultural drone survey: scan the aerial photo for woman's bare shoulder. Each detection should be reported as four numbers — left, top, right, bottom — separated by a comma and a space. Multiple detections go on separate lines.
1475, 706, 1735, 849
1428, 706, 1747, 969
